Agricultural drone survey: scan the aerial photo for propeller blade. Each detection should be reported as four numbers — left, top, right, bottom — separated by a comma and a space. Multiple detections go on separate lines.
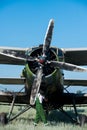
42, 19, 54, 56
30, 66, 43, 105
48, 61, 87, 72
0, 51, 36, 62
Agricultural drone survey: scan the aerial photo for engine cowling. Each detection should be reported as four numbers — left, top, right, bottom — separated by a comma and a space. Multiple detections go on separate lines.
27, 47, 57, 76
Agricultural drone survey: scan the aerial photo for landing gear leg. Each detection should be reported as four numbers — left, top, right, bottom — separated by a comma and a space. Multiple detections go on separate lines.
72, 96, 80, 124
64, 87, 80, 124
8, 94, 16, 121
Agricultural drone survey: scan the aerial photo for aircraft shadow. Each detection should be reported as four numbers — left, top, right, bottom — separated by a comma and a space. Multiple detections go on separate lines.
47, 108, 85, 125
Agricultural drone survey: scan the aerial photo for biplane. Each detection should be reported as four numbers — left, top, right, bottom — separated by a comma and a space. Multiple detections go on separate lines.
0, 19, 87, 125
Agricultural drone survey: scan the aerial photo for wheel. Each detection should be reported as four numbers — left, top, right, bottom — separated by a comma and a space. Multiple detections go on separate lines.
79, 114, 87, 126
0, 112, 8, 125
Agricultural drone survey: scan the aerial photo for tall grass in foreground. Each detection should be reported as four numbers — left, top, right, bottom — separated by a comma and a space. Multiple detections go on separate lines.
0, 123, 87, 130
0, 105, 87, 130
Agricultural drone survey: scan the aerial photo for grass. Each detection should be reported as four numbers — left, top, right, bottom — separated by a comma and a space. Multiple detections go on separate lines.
0, 105, 87, 129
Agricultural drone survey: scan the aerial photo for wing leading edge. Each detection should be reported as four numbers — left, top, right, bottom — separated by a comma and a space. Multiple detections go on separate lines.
0, 78, 25, 85
64, 79, 87, 87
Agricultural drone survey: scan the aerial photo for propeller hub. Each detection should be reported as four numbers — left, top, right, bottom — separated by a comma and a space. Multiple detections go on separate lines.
39, 56, 46, 64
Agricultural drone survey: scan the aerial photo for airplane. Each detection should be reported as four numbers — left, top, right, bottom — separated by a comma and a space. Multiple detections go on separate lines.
0, 19, 87, 125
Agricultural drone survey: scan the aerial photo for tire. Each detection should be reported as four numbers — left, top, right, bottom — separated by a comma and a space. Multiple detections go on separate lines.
0, 113, 8, 125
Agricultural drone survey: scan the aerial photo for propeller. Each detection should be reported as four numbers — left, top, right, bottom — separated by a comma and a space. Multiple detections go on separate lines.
30, 19, 54, 105
47, 61, 87, 72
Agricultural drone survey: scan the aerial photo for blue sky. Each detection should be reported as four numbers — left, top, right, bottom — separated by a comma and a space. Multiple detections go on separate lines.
0, 0, 87, 92
0, 0, 87, 48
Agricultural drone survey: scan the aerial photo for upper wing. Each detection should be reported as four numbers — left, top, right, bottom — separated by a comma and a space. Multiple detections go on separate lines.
0, 47, 28, 65
63, 48, 87, 65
